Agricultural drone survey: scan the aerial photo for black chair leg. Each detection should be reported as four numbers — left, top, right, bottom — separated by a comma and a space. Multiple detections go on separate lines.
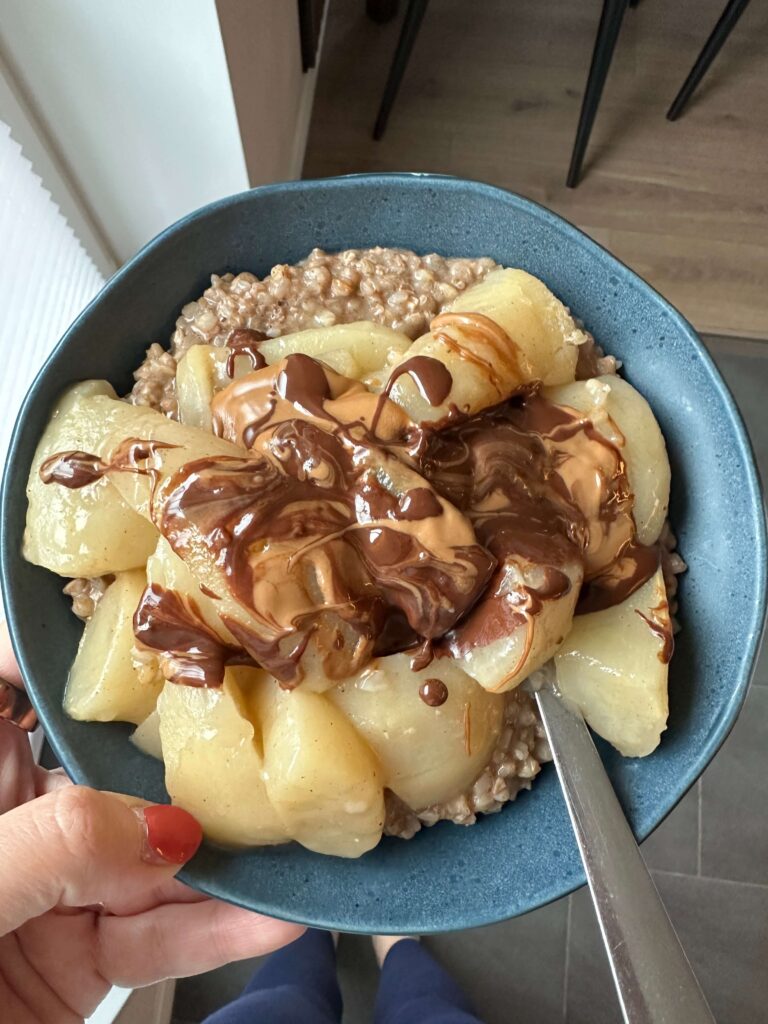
666, 0, 751, 120
373, 0, 430, 140
367, 0, 400, 24
566, 0, 629, 188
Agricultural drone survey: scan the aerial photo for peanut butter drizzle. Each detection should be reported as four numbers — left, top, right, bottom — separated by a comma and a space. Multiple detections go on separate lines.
156, 442, 493, 680
429, 312, 532, 396
212, 352, 417, 453
206, 356, 658, 680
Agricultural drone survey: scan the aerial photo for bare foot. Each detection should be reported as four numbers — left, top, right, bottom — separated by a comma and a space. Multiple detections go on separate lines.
371, 933, 419, 967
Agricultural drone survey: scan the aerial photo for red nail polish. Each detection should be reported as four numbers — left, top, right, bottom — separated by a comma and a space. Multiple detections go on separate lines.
141, 805, 203, 865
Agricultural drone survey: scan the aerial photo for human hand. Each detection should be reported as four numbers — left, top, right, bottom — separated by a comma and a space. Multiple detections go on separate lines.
0, 621, 304, 1023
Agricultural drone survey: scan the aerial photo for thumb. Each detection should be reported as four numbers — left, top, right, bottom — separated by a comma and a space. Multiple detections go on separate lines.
0, 785, 202, 936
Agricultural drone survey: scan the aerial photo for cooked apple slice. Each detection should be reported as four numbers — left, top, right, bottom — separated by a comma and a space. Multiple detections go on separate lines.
82, 399, 325, 682
176, 345, 232, 431
554, 567, 671, 756
542, 376, 671, 545
145, 537, 236, 646
303, 347, 362, 379
44, 399, 276, 678
384, 312, 529, 425
254, 683, 384, 857
448, 558, 584, 693
158, 668, 287, 847
260, 322, 411, 376
131, 709, 162, 760
25, 382, 159, 576
446, 268, 584, 385
88, 399, 270, 655
387, 268, 585, 423
64, 569, 160, 725
330, 654, 504, 810
385, 269, 585, 424
85, 395, 245, 518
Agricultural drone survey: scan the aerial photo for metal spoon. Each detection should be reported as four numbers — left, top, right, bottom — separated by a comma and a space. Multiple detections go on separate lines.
535, 684, 715, 1024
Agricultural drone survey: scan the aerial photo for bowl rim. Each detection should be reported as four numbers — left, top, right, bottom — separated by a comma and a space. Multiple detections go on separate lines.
2, 172, 766, 931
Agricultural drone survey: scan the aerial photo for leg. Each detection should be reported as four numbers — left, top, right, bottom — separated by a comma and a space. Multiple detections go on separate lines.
367, 0, 400, 23
373, 0, 430, 140
566, 0, 629, 188
373, 938, 483, 1024
666, 0, 751, 120
203, 930, 342, 1024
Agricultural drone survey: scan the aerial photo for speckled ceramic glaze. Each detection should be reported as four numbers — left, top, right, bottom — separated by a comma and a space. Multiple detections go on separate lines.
2, 175, 765, 933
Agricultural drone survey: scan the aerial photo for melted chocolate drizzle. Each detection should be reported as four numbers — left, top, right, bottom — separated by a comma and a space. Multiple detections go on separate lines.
40, 450, 108, 488
225, 328, 267, 378
134, 583, 256, 686
577, 541, 660, 614
419, 677, 448, 707
370, 355, 453, 436
40, 439, 178, 490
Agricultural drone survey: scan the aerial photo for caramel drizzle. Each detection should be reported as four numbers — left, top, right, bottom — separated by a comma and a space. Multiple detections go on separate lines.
635, 601, 674, 664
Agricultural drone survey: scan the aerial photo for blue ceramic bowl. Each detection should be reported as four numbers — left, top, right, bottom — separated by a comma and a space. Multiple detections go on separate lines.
2, 175, 766, 933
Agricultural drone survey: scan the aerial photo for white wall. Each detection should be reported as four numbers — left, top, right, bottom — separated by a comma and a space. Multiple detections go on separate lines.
0, 0, 250, 263
217, 0, 326, 185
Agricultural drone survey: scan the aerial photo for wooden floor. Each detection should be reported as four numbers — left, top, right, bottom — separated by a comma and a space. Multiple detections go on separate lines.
304, 0, 768, 340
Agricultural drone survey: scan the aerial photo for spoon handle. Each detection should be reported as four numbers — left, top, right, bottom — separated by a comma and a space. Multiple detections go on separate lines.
535, 687, 715, 1024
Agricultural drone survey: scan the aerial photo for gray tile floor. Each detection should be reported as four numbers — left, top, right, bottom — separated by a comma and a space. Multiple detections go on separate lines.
173, 337, 768, 1024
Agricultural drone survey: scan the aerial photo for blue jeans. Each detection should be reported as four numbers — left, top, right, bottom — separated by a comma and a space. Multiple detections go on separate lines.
203, 929, 483, 1024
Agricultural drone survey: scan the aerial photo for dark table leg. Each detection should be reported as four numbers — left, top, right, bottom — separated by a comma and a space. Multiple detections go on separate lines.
666, 0, 751, 120
367, 0, 400, 23
566, 0, 629, 188
373, 0, 430, 140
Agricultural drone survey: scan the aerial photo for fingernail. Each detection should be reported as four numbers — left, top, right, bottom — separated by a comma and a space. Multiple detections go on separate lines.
0, 678, 37, 731
135, 804, 203, 865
